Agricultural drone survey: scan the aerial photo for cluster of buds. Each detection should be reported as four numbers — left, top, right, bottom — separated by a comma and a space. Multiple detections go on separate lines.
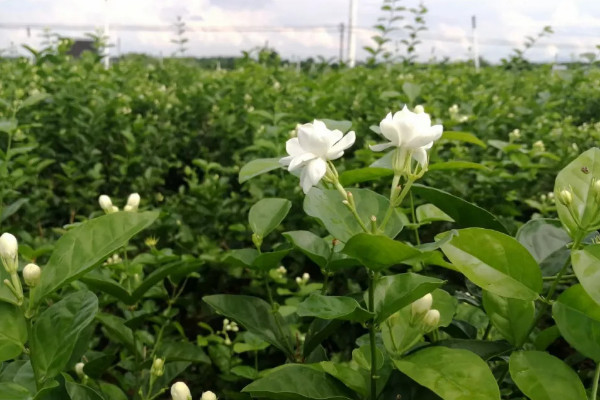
448, 104, 468, 123
274, 265, 287, 279
221, 318, 239, 346
532, 140, 546, 153
98, 193, 141, 214
295, 272, 310, 286
410, 293, 440, 332
508, 129, 521, 142
103, 253, 123, 266
170, 382, 217, 400
150, 357, 165, 377
0, 232, 33, 304
75, 362, 88, 382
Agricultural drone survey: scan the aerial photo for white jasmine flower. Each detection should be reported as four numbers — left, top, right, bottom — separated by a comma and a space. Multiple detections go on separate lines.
280, 120, 355, 194
0, 233, 18, 274
98, 195, 113, 212
370, 106, 443, 166
171, 382, 192, 400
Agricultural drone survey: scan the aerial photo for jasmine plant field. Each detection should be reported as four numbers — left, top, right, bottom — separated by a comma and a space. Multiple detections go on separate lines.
2, 40, 600, 400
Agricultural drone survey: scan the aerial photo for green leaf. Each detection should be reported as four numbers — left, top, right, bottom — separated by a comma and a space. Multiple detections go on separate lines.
226, 249, 258, 267
30, 291, 99, 384
252, 249, 291, 272
571, 245, 600, 305
482, 290, 534, 347
65, 380, 103, 400
412, 184, 508, 233
321, 119, 352, 133
0, 302, 27, 362
402, 82, 421, 103
319, 362, 368, 397
440, 228, 542, 300
297, 294, 373, 322
239, 158, 281, 183
303, 319, 342, 357
97, 383, 127, 400
242, 364, 354, 400
159, 341, 211, 363
441, 131, 487, 148
304, 188, 403, 242
248, 198, 291, 238
0, 383, 32, 400
434, 339, 512, 360
338, 168, 393, 186
203, 294, 294, 356
431, 289, 458, 327
0, 119, 17, 134
371, 272, 444, 323
509, 351, 587, 400
516, 219, 570, 264
34, 211, 159, 303
342, 233, 421, 271
416, 204, 454, 224
1, 198, 28, 222
20, 93, 50, 109
429, 161, 489, 171
552, 284, 600, 362
393, 346, 500, 400
283, 231, 358, 271
554, 148, 600, 237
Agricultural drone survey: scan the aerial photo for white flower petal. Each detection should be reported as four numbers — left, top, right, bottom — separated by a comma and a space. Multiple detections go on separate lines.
279, 155, 293, 166
405, 126, 443, 149
285, 138, 304, 156
412, 147, 429, 166
327, 131, 355, 159
288, 153, 316, 171
300, 158, 327, 193
369, 142, 395, 152
379, 118, 401, 146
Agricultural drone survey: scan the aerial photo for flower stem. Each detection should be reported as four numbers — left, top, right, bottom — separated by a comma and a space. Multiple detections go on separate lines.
380, 177, 415, 231
368, 270, 377, 400
591, 362, 600, 400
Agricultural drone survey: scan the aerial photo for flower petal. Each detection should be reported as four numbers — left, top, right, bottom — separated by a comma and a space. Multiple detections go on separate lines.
300, 158, 327, 193
285, 138, 304, 157
405, 125, 444, 149
279, 155, 293, 166
298, 123, 330, 157
379, 118, 401, 146
369, 142, 395, 152
327, 131, 356, 159
288, 152, 317, 172
412, 147, 429, 166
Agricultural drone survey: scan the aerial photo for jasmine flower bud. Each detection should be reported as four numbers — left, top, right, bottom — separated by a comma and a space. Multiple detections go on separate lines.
98, 195, 113, 212
411, 293, 433, 318
75, 362, 85, 379
201, 391, 217, 400
171, 382, 192, 400
414, 105, 425, 114
422, 309, 440, 331
151, 358, 165, 377
127, 193, 141, 210
0, 233, 18, 274
23, 263, 41, 287
558, 189, 573, 206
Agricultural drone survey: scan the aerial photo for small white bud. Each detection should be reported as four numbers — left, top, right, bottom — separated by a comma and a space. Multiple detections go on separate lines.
422, 309, 440, 330
201, 391, 217, 400
124, 205, 134, 212
411, 293, 433, 317
151, 358, 165, 377
302, 272, 310, 282
414, 105, 425, 114
171, 382, 192, 400
558, 189, 573, 206
277, 266, 287, 275
98, 195, 113, 211
0, 233, 18, 274
127, 193, 141, 209
295, 276, 303, 285
75, 362, 85, 379
224, 337, 232, 346
533, 140, 545, 152
23, 263, 41, 287
110, 205, 119, 213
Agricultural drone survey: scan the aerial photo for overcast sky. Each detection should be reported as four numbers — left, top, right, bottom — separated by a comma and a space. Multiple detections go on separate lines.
0, 0, 598, 63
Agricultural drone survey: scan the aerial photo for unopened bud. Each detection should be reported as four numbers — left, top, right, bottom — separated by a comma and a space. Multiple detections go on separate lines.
201, 391, 217, 400
414, 105, 425, 114
0, 233, 18, 274
422, 309, 440, 330
23, 263, 41, 287
558, 189, 573, 206
171, 382, 192, 400
151, 358, 164, 377
302, 272, 310, 282
98, 195, 112, 211
411, 293, 433, 317
109, 205, 119, 213
251, 233, 262, 249
75, 362, 85, 379
127, 193, 141, 210
124, 205, 134, 212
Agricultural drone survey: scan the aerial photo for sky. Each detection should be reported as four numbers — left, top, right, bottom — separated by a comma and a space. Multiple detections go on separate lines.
0, 0, 599, 63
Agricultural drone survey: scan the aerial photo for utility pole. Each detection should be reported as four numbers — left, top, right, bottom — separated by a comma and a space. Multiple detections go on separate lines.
338, 23, 345, 63
471, 15, 480, 71
104, 0, 110, 69
347, 0, 357, 67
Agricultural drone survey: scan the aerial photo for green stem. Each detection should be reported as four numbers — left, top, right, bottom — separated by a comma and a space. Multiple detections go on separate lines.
409, 192, 420, 245
591, 362, 600, 400
368, 271, 377, 400
380, 178, 415, 231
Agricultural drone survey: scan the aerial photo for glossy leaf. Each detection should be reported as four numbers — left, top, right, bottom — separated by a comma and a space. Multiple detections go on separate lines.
0, 383, 32, 400
482, 290, 534, 347
252, 249, 291, 271
434, 339, 512, 360
571, 245, 600, 305
304, 188, 403, 242
416, 204, 454, 224
203, 294, 294, 356
412, 184, 508, 233
283, 231, 359, 271
554, 148, 600, 237
552, 284, 600, 361
248, 198, 291, 238
342, 233, 421, 271
339, 168, 393, 186
30, 291, 99, 383
516, 219, 570, 264
319, 362, 368, 397
440, 228, 542, 300
428, 161, 489, 171
393, 346, 500, 400
239, 158, 281, 183
297, 294, 373, 322
65, 381, 104, 400
242, 364, 354, 400
441, 131, 487, 148
0, 302, 27, 362
371, 273, 444, 323
509, 351, 587, 400
34, 211, 159, 303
